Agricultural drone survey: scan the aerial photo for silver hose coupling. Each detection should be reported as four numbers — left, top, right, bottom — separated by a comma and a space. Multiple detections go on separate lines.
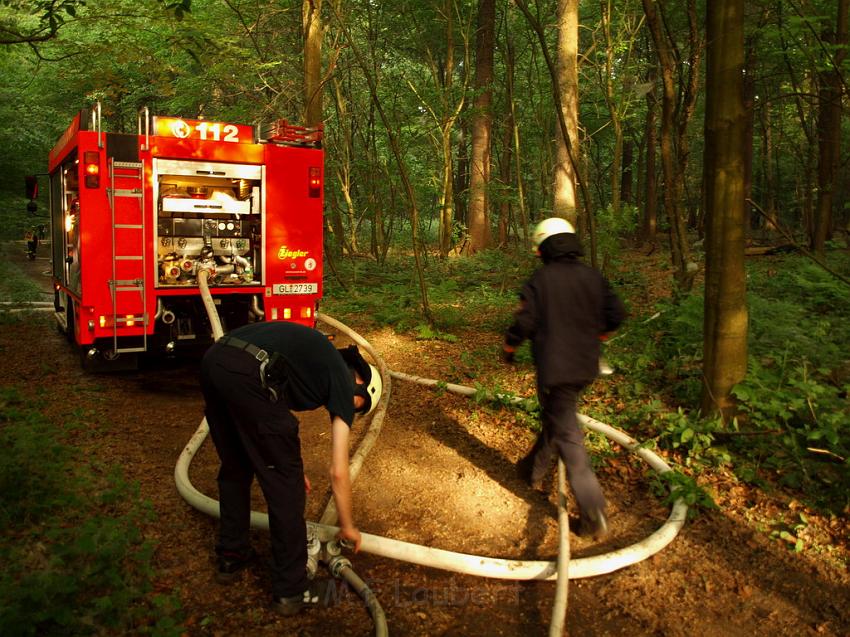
327, 555, 352, 578
306, 525, 321, 579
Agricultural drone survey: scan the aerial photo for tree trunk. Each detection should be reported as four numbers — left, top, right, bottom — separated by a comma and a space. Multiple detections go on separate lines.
643, 78, 658, 242
466, 0, 495, 253
505, 21, 528, 246
812, 0, 849, 255
620, 139, 634, 206
514, 0, 597, 264
454, 121, 469, 229
552, 0, 579, 225
303, 0, 323, 127
601, 0, 622, 217
331, 77, 359, 254
330, 2, 431, 320
642, 0, 696, 291
438, 0, 456, 258
778, 5, 818, 246
758, 103, 778, 232
742, 39, 756, 229
701, 0, 748, 419
498, 119, 513, 247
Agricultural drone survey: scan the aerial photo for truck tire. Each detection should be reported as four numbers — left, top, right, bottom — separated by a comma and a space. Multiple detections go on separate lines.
65, 299, 76, 344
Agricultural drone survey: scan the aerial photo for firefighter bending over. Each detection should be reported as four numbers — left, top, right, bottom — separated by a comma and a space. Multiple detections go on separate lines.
200, 322, 381, 615
502, 217, 625, 540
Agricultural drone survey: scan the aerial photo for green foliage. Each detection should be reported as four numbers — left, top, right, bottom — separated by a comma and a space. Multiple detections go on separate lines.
653, 407, 730, 467
770, 512, 809, 553
472, 383, 540, 431
0, 389, 183, 636
650, 471, 717, 518
323, 249, 529, 334
595, 202, 639, 269
728, 255, 850, 512
0, 393, 75, 527
732, 358, 849, 510
747, 258, 850, 370
612, 292, 705, 407
606, 252, 850, 515
0, 247, 47, 303
0, 190, 47, 243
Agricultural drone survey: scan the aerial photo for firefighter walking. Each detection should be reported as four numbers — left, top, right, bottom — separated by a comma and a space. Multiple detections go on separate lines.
502, 217, 625, 540
200, 321, 381, 615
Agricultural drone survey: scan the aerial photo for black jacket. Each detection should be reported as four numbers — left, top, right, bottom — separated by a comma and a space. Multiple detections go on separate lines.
505, 234, 625, 387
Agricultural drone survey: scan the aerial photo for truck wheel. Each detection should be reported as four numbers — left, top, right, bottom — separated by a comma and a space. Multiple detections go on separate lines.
65, 299, 76, 344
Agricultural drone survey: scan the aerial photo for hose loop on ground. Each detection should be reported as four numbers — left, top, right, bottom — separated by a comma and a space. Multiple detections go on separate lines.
175, 305, 688, 635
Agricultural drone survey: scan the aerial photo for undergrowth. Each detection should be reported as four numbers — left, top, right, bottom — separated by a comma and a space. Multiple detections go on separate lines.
0, 388, 183, 636
0, 243, 46, 304
0, 191, 47, 242
605, 252, 850, 515
323, 249, 533, 333
326, 247, 850, 517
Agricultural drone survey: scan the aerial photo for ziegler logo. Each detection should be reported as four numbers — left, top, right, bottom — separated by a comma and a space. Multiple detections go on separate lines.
277, 246, 309, 260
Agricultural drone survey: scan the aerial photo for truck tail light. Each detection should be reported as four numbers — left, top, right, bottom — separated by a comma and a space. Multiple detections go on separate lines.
308, 166, 321, 198
83, 151, 100, 188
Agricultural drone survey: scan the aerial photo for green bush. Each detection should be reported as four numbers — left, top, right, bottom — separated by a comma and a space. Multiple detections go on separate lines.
732, 358, 849, 512
323, 249, 529, 333
0, 389, 182, 636
0, 244, 47, 303
591, 251, 850, 514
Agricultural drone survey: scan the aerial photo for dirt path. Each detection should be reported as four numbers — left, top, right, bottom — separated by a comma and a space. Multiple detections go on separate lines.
2, 242, 848, 636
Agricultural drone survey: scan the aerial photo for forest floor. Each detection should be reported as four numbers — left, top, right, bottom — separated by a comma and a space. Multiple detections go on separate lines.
2, 240, 849, 636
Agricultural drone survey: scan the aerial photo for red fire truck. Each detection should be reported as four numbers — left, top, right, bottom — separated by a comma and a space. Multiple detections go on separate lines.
45, 103, 324, 369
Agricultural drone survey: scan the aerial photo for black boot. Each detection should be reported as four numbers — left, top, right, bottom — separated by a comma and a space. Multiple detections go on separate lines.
570, 509, 609, 541
215, 548, 257, 584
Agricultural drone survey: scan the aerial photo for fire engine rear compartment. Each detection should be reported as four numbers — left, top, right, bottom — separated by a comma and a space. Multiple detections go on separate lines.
150, 158, 266, 353
154, 159, 263, 289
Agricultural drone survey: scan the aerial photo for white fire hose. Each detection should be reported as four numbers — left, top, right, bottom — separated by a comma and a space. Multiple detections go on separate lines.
179, 279, 688, 635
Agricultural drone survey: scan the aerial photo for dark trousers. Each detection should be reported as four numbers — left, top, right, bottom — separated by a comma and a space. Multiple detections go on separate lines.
200, 344, 308, 598
522, 383, 606, 517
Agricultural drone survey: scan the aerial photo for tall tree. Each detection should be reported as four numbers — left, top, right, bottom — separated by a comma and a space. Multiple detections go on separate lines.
303, 0, 323, 126
514, 0, 598, 264
812, 0, 849, 255
407, 0, 471, 257
465, 0, 495, 253
642, 0, 701, 292
329, 1, 432, 320
552, 0, 578, 224
594, 0, 644, 219
503, 14, 528, 246
701, 0, 748, 418
642, 65, 659, 242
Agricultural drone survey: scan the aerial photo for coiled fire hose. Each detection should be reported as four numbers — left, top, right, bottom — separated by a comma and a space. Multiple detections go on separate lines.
180, 274, 687, 635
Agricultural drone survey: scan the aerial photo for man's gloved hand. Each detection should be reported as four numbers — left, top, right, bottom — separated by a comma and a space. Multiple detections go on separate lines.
501, 345, 516, 364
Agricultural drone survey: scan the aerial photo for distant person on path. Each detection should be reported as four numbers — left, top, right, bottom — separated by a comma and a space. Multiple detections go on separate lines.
502, 217, 625, 540
25, 228, 38, 260
200, 321, 382, 615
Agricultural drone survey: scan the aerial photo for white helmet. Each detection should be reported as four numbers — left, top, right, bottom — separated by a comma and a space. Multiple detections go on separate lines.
531, 217, 575, 252
359, 363, 383, 416
339, 345, 383, 416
